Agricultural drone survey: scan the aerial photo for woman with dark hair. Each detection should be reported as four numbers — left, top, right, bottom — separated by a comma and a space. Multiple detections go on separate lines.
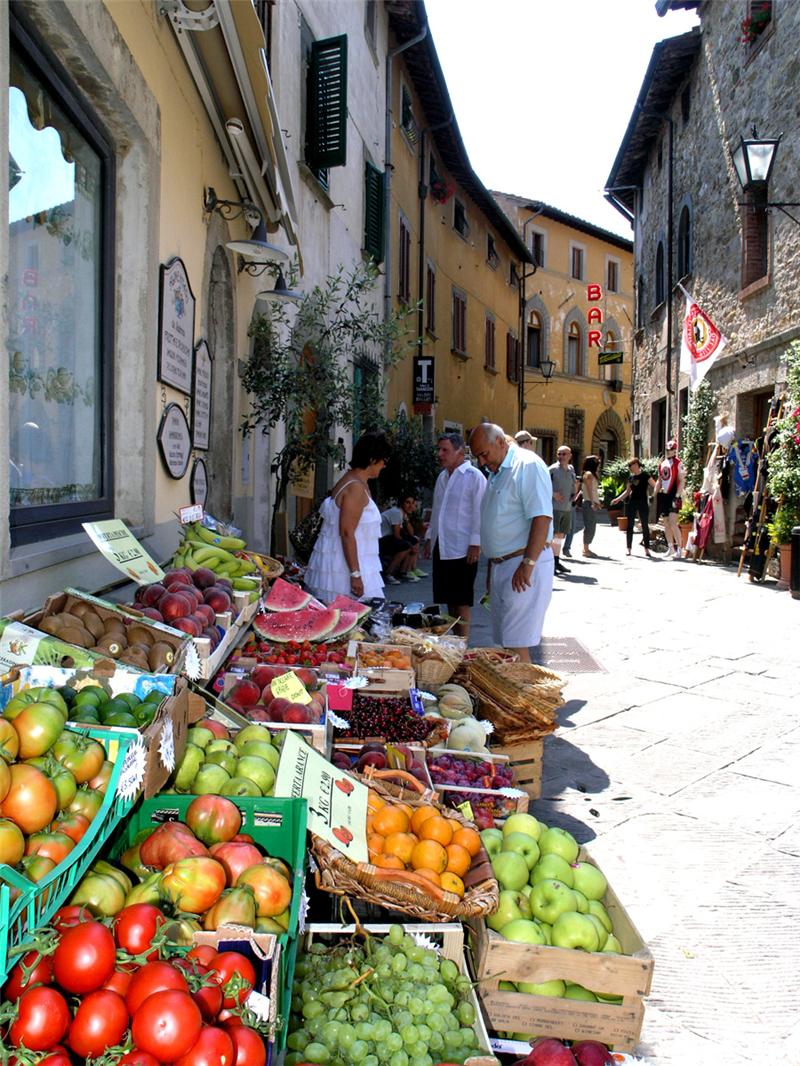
304, 431, 391, 603
581, 455, 602, 558
612, 458, 657, 557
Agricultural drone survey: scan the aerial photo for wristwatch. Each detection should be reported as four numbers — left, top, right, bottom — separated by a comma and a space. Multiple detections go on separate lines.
522, 557, 535, 567
350, 570, 362, 579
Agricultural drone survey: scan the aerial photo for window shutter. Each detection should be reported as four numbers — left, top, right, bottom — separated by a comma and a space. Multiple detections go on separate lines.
364, 162, 384, 262
306, 35, 348, 169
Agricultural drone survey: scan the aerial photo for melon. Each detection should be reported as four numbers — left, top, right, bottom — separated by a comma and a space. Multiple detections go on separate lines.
264, 577, 312, 612
327, 595, 371, 622
326, 610, 360, 640
254, 606, 340, 643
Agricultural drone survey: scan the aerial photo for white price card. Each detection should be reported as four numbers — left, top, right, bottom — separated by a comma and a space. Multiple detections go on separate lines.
183, 640, 202, 680
159, 720, 175, 771
117, 741, 147, 801
245, 990, 271, 1023
82, 519, 165, 584
326, 710, 350, 730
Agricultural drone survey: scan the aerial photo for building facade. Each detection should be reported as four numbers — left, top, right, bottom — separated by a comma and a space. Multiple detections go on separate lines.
606, 0, 800, 457
493, 194, 634, 468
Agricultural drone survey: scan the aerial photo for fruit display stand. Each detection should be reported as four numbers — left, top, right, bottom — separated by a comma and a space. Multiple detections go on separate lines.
0, 724, 142, 985
195, 596, 260, 680
426, 747, 530, 818
300, 923, 500, 1066
219, 672, 333, 756
467, 848, 654, 1051
489, 738, 545, 801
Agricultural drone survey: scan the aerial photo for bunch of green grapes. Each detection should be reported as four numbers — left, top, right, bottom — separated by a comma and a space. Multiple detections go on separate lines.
285, 924, 482, 1066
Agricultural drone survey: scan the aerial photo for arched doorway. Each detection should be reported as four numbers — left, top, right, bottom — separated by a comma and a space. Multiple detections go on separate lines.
205, 246, 235, 519
591, 408, 626, 468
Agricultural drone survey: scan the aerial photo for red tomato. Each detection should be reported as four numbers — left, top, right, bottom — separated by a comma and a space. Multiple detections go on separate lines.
24, 830, 75, 865
187, 944, 219, 967
51, 904, 92, 931
3, 951, 53, 1000
160, 856, 226, 914
126, 960, 189, 1015
67, 786, 104, 822
39, 1051, 72, 1066
103, 965, 136, 997
174, 1025, 234, 1066
119, 1052, 162, 1065
52, 733, 106, 784
51, 812, 91, 844
0, 764, 58, 834
192, 978, 224, 1022
114, 903, 166, 959
68, 989, 129, 1057
131, 989, 202, 1063
185, 795, 243, 846
52, 921, 116, 994
88, 759, 114, 793
209, 951, 257, 1008
209, 841, 263, 885
9, 986, 70, 1050
0, 817, 25, 864
229, 1025, 267, 1066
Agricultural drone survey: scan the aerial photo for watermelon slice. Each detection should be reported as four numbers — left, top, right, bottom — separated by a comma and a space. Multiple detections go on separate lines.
326, 610, 360, 640
254, 606, 340, 643
327, 595, 371, 622
264, 577, 312, 612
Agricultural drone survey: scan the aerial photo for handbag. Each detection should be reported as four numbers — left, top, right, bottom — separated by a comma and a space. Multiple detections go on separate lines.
289, 506, 324, 562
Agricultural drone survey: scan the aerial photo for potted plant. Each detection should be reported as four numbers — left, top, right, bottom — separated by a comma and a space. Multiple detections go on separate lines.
601, 476, 625, 526
768, 507, 798, 590
677, 498, 696, 549
767, 342, 800, 591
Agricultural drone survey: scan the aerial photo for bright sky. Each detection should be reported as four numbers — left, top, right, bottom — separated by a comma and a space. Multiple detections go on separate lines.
425, 0, 700, 238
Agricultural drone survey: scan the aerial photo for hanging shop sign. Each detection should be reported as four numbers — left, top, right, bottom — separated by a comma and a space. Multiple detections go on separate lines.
190, 458, 209, 509
290, 461, 314, 500
598, 350, 624, 366
192, 339, 213, 450
413, 355, 435, 405
157, 403, 192, 479
158, 257, 196, 394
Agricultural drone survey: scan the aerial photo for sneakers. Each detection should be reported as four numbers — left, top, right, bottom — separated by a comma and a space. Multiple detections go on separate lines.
402, 572, 420, 582
411, 568, 428, 578
562, 548, 572, 558
673, 548, 682, 560
385, 575, 401, 585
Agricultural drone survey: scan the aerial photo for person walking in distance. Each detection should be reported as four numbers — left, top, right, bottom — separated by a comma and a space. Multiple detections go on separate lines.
612, 458, 657, 557
423, 432, 486, 639
656, 439, 686, 560
469, 423, 554, 662
549, 445, 579, 576
580, 455, 602, 558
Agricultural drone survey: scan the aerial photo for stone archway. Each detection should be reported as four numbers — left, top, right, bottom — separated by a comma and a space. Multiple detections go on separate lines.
205, 246, 235, 520
592, 407, 626, 466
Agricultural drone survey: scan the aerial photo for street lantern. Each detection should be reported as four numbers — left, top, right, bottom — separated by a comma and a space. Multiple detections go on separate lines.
256, 268, 302, 304
540, 358, 556, 382
730, 129, 781, 190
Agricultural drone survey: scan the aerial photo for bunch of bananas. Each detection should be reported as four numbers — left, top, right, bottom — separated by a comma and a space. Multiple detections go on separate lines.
172, 523, 261, 592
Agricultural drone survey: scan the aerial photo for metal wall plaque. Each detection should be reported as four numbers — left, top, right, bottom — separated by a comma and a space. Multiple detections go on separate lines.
158, 257, 196, 394
157, 403, 192, 479
192, 339, 213, 450
413, 355, 434, 404
190, 458, 209, 508
598, 350, 624, 366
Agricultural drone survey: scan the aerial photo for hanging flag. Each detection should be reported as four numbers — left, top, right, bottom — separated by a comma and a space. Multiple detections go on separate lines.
679, 286, 727, 390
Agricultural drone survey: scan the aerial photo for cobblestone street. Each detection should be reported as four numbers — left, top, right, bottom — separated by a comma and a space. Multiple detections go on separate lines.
395, 522, 800, 1064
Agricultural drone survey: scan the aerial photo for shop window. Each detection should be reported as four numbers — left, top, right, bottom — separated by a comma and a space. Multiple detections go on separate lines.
398, 213, 411, 303
363, 161, 384, 262
425, 263, 436, 334
677, 206, 692, 279
452, 289, 467, 355
305, 34, 348, 171
484, 314, 496, 370
8, 21, 115, 546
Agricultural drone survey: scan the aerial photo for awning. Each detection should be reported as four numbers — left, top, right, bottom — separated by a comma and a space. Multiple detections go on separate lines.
166, 0, 301, 263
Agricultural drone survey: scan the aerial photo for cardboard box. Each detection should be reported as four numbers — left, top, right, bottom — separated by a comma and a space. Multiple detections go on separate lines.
191, 928, 281, 1042
468, 847, 654, 1051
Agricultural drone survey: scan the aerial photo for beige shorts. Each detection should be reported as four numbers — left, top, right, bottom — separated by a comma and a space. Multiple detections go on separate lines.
490, 548, 554, 648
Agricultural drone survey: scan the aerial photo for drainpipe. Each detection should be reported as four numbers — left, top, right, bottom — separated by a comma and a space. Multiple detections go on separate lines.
384, 23, 428, 343
417, 116, 454, 349
665, 117, 675, 438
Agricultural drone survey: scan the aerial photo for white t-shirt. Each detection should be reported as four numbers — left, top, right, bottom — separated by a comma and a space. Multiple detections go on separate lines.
380, 506, 404, 538
426, 462, 487, 560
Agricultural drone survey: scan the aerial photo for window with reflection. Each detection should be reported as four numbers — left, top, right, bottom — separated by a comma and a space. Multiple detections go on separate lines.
566, 321, 582, 375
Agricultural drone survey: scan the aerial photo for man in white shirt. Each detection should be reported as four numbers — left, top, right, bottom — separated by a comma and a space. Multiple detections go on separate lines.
424, 432, 486, 638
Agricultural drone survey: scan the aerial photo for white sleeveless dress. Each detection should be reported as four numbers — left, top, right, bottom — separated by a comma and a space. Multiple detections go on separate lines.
304, 481, 384, 603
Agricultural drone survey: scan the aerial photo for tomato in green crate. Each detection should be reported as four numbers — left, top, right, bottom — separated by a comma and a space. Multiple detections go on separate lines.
53, 732, 106, 783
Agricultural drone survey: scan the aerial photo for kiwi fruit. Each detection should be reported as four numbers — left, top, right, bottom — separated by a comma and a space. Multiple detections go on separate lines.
120, 649, 150, 670
96, 634, 125, 657
148, 642, 176, 672
126, 625, 155, 648
60, 625, 93, 648
40, 616, 64, 636
69, 601, 90, 618
81, 613, 106, 640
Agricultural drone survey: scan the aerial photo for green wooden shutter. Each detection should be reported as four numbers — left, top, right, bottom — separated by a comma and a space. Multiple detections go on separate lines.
364, 162, 385, 262
306, 35, 348, 169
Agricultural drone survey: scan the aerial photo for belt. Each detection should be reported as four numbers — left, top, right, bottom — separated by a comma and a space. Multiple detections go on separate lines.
488, 544, 553, 565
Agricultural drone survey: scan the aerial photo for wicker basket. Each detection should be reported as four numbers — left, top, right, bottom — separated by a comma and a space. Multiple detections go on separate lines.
311, 778, 499, 922
414, 654, 458, 688
463, 652, 564, 744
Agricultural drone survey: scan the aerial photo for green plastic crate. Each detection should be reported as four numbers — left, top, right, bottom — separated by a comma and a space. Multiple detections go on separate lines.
113, 794, 308, 1053
0, 726, 142, 984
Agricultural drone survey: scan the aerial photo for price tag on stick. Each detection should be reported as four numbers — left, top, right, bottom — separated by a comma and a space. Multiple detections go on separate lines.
270, 672, 312, 705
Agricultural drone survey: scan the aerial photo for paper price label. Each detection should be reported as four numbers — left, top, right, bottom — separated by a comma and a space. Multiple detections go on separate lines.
159, 720, 175, 771
409, 688, 425, 715
480, 720, 494, 735
179, 504, 203, 524
298, 889, 310, 933
411, 933, 440, 954
82, 519, 165, 584
270, 671, 311, 705
183, 641, 201, 681
0, 622, 43, 670
245, 990, 271, 1023
326, 710, 351, 730
457, 801, 474, 822
117, 742, 147, 801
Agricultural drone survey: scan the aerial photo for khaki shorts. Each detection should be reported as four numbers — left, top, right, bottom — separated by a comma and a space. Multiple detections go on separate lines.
553, 510, 573, 536
490, 548, 554, 648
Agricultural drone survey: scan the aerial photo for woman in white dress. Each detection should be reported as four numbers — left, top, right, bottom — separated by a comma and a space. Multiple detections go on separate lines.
304, 432, 392, 603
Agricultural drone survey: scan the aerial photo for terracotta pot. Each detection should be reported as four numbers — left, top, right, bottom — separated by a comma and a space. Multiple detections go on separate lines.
617, 515, 629, 532
607, 508, 622, 527
679, 522, 692, 548
777, 543, 792, 591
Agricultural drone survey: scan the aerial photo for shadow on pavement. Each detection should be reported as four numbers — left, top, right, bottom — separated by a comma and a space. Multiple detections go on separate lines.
556, 574, 599, 585
535, 731, 612, 845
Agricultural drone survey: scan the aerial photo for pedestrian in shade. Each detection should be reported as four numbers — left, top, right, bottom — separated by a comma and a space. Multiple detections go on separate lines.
612, 458, 657, 557
549, 445, 579, 576
580, 455, 602, 558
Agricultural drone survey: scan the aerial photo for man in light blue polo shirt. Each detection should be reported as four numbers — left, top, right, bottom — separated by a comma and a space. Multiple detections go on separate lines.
470, 423, 554, 661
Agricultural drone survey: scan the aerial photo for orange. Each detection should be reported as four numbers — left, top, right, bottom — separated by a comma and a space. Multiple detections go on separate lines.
419, 815, 454, 847
441, 872, 465, 897
452, 826, 481, 857
374, 853, 404, 870
411, 839, 447, 874
396, 803, 414, 820
383, 831, 416, 865
367, 790, 385, 815
410, 805, 439, 836
372, 806, 410, 837
415, 867, 441, 887
367, 833, 385, 858
445, 843, 472, 877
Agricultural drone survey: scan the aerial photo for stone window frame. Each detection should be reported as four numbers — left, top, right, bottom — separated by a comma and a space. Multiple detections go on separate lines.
563, 307, 588, 377
524, 294, 550, 369
677, 200, 693, 281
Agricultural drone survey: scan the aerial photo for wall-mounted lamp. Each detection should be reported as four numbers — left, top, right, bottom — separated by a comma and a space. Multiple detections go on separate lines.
256, 268, 302, 304
204, 187, 289, 263
540, 358, 556, 383
730, 128, 800, 225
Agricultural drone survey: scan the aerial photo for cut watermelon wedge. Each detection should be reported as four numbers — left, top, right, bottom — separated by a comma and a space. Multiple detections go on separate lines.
254, 606, 340, 642
326, 610, 360, 640
264, 577, 312, 612
327, 595, 371, 622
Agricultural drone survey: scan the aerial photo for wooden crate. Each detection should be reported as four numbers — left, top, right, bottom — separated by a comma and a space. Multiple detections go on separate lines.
491, 738, 544, 800
304, 924, 499, 1066
467, 848, 654, 1051
426, 747, 529, 819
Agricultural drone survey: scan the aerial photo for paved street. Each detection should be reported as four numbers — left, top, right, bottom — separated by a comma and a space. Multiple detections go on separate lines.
393, 522, 800, 1064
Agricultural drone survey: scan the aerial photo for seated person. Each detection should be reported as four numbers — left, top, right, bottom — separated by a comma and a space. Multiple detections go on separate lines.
379, 493, 423, 584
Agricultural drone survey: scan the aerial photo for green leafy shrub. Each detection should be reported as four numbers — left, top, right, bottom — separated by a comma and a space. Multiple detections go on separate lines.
767, 341, 800, 543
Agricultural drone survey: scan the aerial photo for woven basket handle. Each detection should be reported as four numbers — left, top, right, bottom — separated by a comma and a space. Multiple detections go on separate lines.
366, 768, 426, 794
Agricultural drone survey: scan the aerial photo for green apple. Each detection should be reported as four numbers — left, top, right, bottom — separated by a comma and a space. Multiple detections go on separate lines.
530, 853, 575, 888
584, 913, 609, 949
235, 755, 275, 794
234, 724, 274, 750
563, 984, 597, 1001
487, 889, 531, 932
239, 740, 280, 770
492, 851, 530, 892
173, 743, 204, 791
571, 888, 589, 913
517, 979, 565, 996
191, 764, 231, 794
481, 828, 504, 858
595, 990, 624, 1003
520, 883, 534, 901
602, 933, 622, 953
587, 899, 613, 933
221, 776, 262, 797
205, 750, 238, 777
570, 861, 607, 901
187, 726, 215, 749
550, 911, 600, 951
499, 918, 547, 945
501, 813, 543, 841
502, 832, 540, 870
538, 826, 579, 864
529, 879, 578, 924
533, 919, 552, 944
206, 739, 237, 757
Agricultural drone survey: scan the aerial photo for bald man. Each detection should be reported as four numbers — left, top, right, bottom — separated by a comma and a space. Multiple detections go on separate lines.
470, 423, 554, 662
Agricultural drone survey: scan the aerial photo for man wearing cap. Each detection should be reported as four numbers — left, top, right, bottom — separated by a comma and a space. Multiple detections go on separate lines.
656, 439, 686, 560
469, 423, 554, 662
514, 429, 538, 452
549, 445, 579, 576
